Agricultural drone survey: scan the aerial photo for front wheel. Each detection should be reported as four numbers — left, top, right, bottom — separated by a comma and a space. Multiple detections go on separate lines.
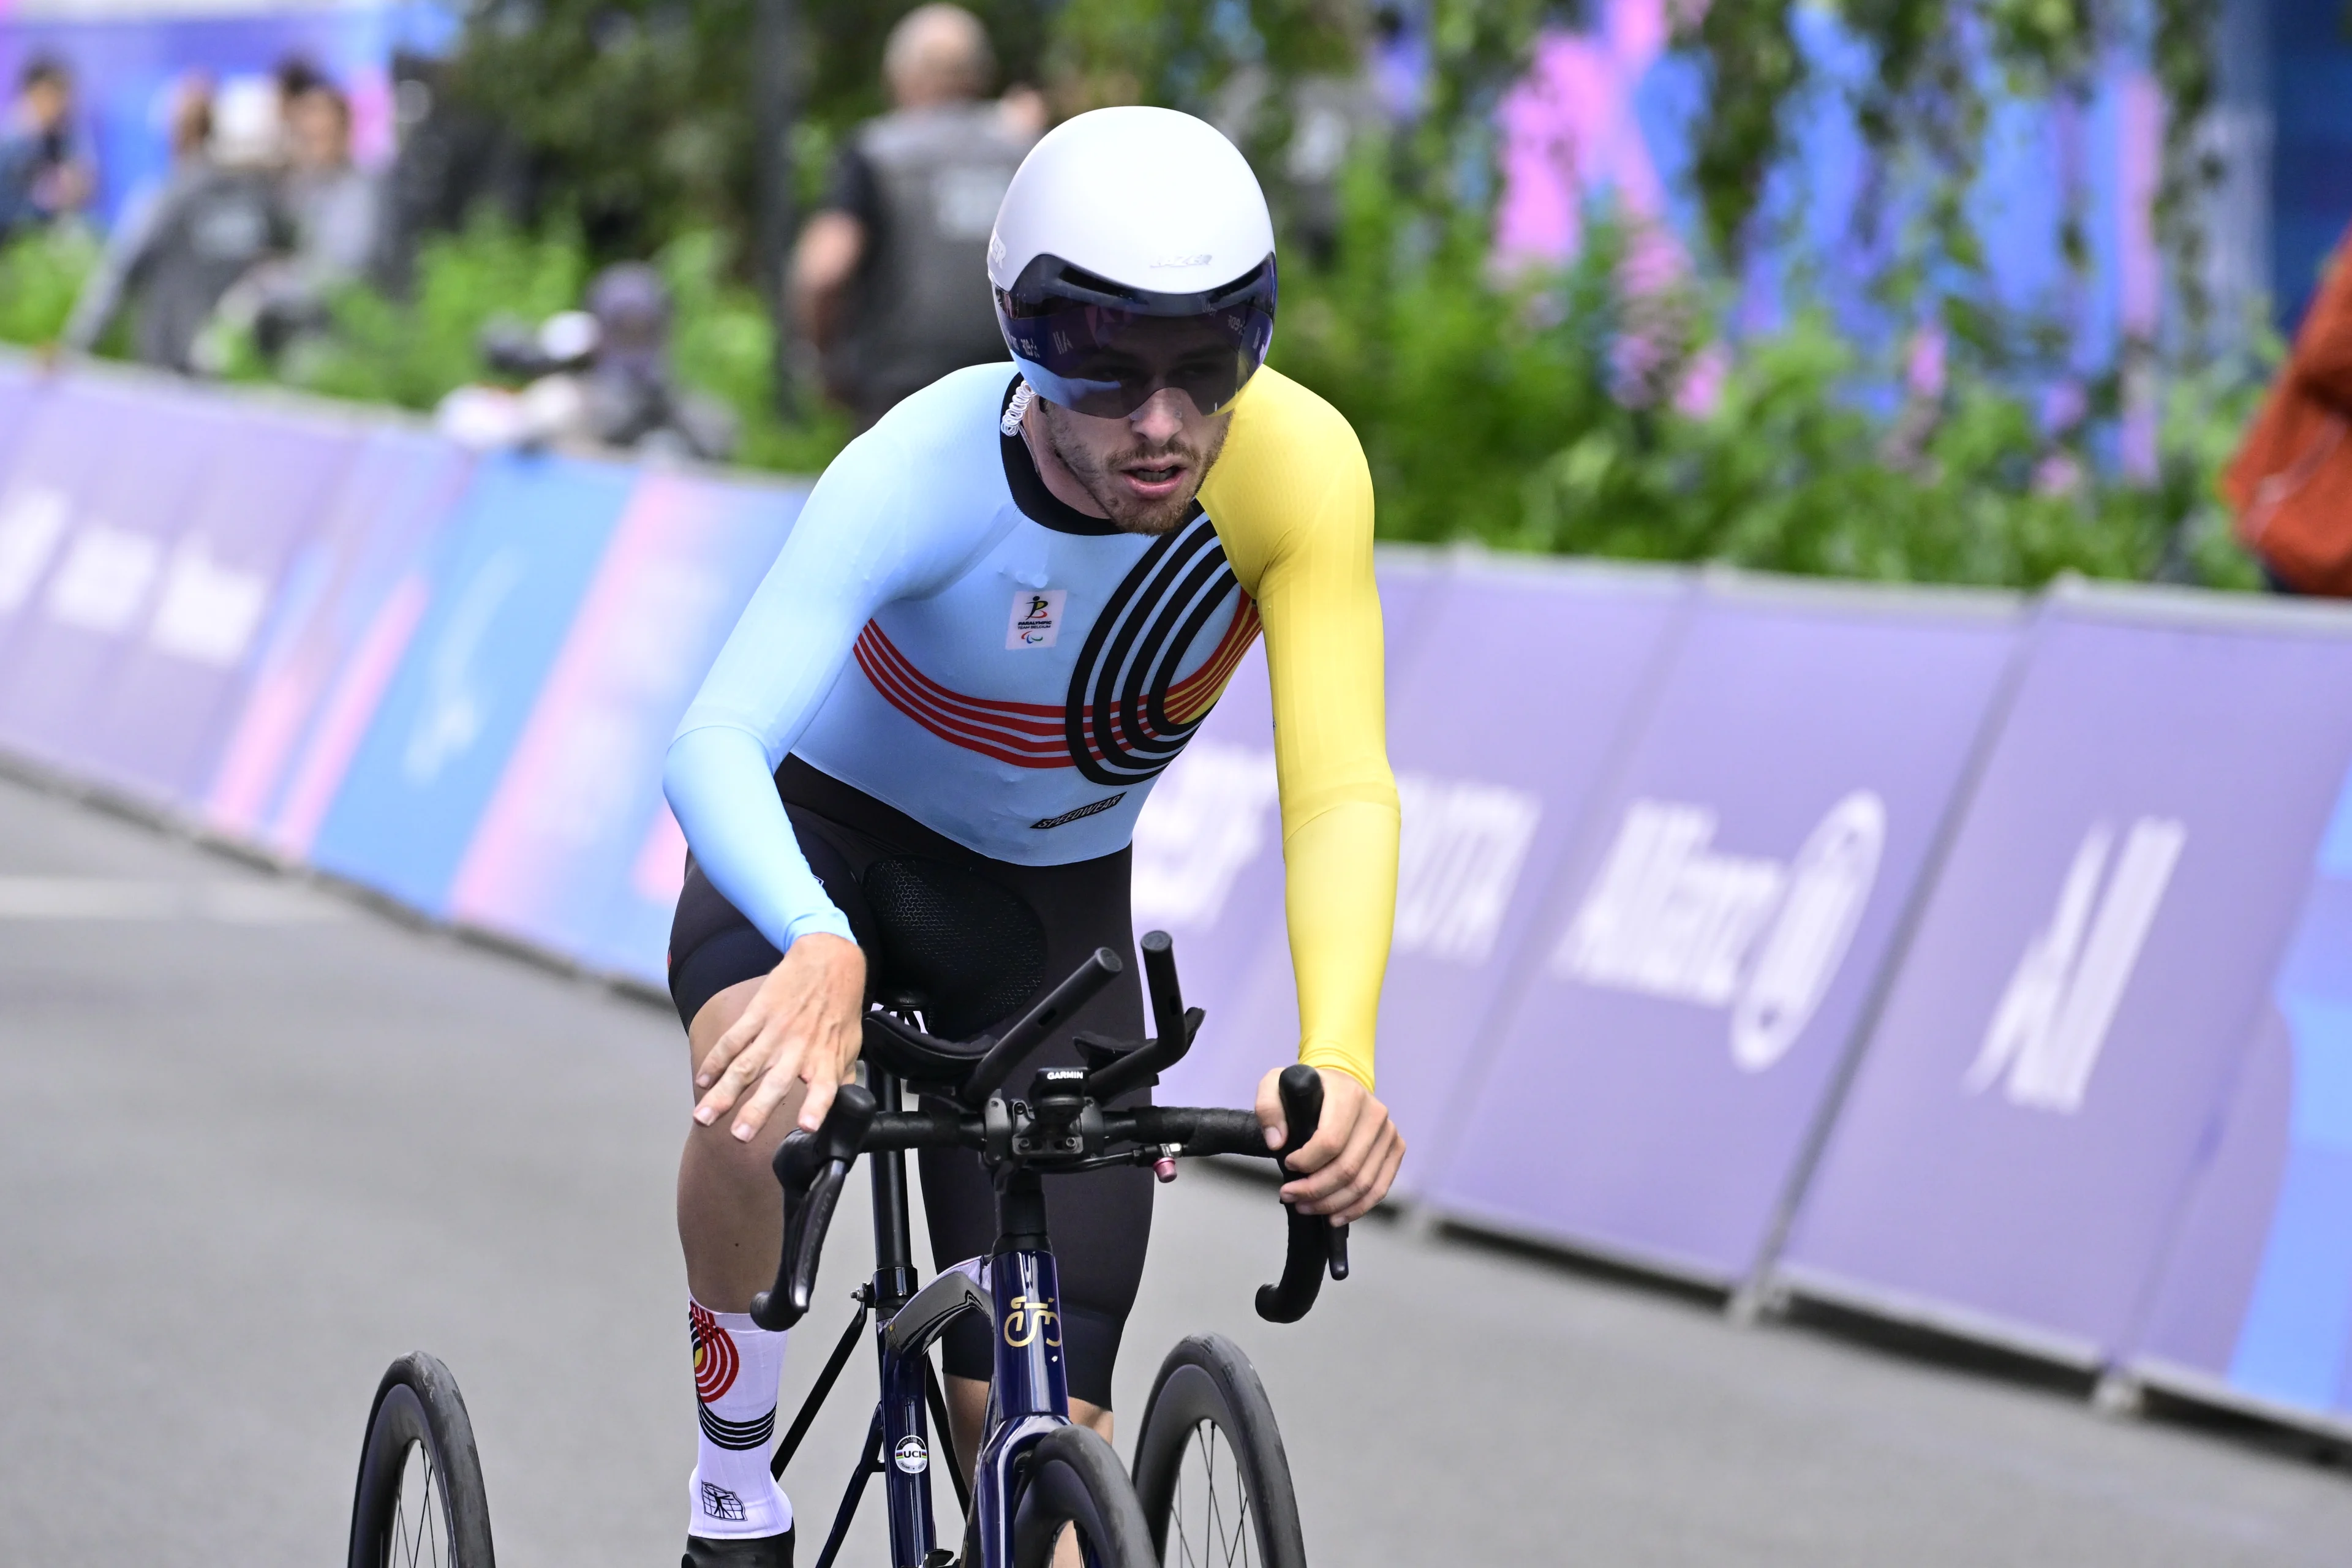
1011, 1423, 1156, 1568
1130, 1335, 1306, 1568
348, 1352, 496, 1568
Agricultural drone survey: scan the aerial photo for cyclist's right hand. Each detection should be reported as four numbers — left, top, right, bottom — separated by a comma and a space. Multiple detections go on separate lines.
693, 933, 867, 1142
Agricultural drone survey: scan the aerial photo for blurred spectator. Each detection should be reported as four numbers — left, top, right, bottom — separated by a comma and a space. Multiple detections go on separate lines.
62, 76, 292, 372
60, 74, 214, 352
790, 3, 1038, 426
227, 76, 385, 367
2226, 219, 2352, 594
0, 55, 92, 241
274, 54, 327, 116
282, 79, 380, 284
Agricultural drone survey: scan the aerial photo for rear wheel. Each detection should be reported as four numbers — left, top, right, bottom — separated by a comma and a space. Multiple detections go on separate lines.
348, 1352, 496, 1568
1011, 1423, 1155, 1568
1130, 1335, 1305, 1568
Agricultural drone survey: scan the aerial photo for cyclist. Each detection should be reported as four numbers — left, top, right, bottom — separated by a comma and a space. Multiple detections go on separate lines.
663, 105, 1404, 1568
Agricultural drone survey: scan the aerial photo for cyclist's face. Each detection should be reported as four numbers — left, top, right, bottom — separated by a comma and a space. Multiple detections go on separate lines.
1033, 387, 1231, 538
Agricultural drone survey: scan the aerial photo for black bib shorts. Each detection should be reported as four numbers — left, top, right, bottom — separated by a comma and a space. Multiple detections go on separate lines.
668, 756, 1153, 1408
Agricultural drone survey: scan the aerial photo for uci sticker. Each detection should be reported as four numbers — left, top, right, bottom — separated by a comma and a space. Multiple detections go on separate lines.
1003, 1293, 1061, 1349
894, 1434, 929, 1474
1006, 589, 1066, 649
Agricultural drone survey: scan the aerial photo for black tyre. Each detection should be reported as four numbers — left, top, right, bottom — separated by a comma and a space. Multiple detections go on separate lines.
1130, 1335, 1305, 1568
1011, 1423, 1156, 1568
348, 1352, 496, 1568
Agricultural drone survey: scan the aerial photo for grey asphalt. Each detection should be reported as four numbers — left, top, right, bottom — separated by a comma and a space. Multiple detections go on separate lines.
2, 771, 2348, 1567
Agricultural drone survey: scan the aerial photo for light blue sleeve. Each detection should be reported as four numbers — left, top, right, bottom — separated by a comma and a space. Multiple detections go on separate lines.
663, 419, 976, 957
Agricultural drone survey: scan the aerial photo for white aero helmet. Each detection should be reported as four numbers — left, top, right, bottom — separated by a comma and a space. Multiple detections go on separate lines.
989, 106, 1277, 418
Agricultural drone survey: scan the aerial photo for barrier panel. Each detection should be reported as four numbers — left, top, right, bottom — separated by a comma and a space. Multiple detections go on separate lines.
0, 360, 37, 478
1149, 553, 1447, 1107
446, 469, 808, 984
305, 451, 637, 914
1774, 587, 2352, 1366
30, 369, 2352, 1441
2125, 756, 2352, 1434
0, 375, 107, 668
1424, 578, 2022, 1281
1366, 558, 1693, 1186
1164, 556, 1687, 1174
78, 408, 360, 802
0, 380, 243, 788
202, 426, 476, 856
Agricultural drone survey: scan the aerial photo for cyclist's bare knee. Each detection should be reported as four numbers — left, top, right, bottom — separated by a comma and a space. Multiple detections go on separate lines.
679, 977, 805, 1308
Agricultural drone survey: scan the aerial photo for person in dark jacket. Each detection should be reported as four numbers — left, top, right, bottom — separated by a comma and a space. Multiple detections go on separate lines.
788, 4, 1039, 427
61, 75, 292, 373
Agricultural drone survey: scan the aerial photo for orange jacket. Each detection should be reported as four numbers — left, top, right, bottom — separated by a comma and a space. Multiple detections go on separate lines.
2228, 224, 2352, 593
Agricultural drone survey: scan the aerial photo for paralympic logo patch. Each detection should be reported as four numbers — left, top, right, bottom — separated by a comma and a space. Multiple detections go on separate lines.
1006, 588, 1066, 649
690, 1301, 739, 1402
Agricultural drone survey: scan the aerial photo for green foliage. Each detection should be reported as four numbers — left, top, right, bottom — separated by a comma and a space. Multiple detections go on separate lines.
276, 217, 589, 409
1276, 162, 2263, 590
0, 223, 99, 346
2, 215, 852, 473
1679, 0, 1805, 265
276, 217, 846, 469
442, 0, 1055, 265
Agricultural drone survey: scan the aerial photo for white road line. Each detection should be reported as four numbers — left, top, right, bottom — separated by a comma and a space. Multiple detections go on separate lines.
0, 876, 346, 922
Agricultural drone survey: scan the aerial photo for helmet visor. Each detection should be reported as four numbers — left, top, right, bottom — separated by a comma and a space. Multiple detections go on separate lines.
997, 296, 1275, 419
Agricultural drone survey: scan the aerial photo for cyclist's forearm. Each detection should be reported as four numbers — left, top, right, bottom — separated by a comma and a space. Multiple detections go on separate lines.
1283, 796, 1398, 1091
664, 725, 855, 951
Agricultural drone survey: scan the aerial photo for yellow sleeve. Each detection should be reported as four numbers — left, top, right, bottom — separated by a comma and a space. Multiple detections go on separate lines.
1198, 367, 1398, 1091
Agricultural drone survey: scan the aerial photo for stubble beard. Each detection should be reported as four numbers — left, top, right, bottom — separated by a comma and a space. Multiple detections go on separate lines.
1038, 402, 1230, 537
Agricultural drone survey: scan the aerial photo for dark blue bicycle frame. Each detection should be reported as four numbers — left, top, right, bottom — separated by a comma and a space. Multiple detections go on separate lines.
790, 1068, 1084, 1568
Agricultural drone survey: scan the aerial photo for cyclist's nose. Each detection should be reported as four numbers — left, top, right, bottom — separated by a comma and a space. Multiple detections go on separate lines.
1126, 387, 1193, 445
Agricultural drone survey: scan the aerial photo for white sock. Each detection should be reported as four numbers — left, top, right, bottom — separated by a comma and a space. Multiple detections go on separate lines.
687, 1300, 793, 1539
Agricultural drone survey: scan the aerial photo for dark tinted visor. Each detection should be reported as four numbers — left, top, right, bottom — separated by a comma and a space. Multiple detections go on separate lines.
994, 256, 1277, 418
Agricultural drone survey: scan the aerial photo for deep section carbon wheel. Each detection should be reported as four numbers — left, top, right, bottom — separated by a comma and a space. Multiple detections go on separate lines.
348, 1352, 496, 1568
1130, 1334, 1306, 1568
1010, 1423, 1157, 1568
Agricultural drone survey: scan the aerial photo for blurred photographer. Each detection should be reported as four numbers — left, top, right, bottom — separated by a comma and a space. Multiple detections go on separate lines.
439, 262, 737, 462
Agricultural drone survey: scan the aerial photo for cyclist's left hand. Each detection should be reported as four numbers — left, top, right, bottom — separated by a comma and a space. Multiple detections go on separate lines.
1256, 1066, 1404, 1224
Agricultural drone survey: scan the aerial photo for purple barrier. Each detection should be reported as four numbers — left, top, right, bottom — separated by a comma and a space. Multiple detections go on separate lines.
1776, 587, 2352, 1366
303, 451, 639, 915
2125, 754, 2352, 1433
0, 380, 239, 786
202, 427, 475, 856
1174, 556, 1692, 1167
1150, 552, 1447, 1107
0, 377, 128, 675
446, 469, 807, 984
1424, 579, 2021, 1281
76, 409, 360, 801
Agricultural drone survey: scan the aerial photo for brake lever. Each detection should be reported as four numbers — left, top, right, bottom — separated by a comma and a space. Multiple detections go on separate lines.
1254, 1065, 1350, 1323
749, 1084, 877, 1330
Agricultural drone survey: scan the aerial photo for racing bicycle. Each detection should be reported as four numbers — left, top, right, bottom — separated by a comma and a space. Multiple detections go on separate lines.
345, 931, 1351, 1568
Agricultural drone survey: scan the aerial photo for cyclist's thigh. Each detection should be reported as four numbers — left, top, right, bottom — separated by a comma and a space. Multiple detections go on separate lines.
667, 807, 884, 1047
921, 845, 1153, 1408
